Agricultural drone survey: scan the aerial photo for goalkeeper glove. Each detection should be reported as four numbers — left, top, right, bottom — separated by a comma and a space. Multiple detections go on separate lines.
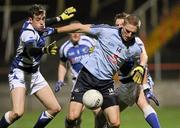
54, 80, 64, 93
42, 41, 58, 55
89, 47, 95, 53
59, 7, 76, 21
144, 88, 159, 106
130, 65, 145, 84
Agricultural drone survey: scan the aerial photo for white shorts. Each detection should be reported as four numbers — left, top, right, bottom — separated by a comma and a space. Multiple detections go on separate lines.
115, 82, 141, 106
8, 68, 48, 95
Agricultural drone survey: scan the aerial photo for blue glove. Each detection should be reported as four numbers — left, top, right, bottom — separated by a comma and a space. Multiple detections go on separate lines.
54, 80, 64, 93
144, 88, 159, 106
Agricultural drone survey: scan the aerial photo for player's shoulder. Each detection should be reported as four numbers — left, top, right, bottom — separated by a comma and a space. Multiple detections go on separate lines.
80, 35, 97, 46
135, 36, 144, 45
80, 35, 92, 40
91, 24, 117, 30
20, 21, 38, 40
80, 35, 94, 42
60, 40, 73, 51
21, 21, 36, 33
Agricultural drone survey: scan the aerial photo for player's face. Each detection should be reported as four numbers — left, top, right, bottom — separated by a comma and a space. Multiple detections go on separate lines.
70, 32, 81, 43
121, 23, 137, 41
29, 13, 46, 32
115, 18, 124, 28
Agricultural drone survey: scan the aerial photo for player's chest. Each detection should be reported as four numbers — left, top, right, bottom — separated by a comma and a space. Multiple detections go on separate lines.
106, 43, 141, 65
117, 45, 141, 59
67, 45, 90, 59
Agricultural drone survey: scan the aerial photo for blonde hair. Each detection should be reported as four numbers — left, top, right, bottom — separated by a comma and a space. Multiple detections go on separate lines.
124, 15, 141, 29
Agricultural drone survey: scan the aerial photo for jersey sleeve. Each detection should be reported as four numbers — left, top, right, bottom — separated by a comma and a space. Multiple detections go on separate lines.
21, 30, 37, 46
135, 37, 145, 51
89, 24, 110, 36
43, 27, 56, 37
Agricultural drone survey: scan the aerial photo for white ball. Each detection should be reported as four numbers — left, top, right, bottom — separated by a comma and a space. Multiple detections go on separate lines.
82, 89, 103, 109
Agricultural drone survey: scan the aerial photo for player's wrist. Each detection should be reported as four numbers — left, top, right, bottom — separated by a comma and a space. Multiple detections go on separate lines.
58, 80, 64, 84
59, 14, 65, 21
42, 47, 46, 54
56, 16, 61, 22
138, 64, 145, 69
42, 47, 49, 54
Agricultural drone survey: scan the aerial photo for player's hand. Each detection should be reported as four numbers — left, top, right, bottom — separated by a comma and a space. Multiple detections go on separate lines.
59, 7, 76, 21
144, 88, 159, 106
42, 41, 58, 55
54, 80, 64, 93
130, 65, 145, 84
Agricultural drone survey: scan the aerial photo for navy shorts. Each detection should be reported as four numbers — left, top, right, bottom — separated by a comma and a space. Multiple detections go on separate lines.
70, 67, 118, 110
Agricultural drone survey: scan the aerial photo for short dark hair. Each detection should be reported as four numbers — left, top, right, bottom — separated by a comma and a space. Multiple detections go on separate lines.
28, 4, 46, 18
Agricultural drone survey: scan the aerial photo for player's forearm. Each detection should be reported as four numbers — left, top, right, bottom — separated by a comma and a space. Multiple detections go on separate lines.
142, 68, 147, 83
45, 17, 61, 26
140, 48, 148, 67
26, 44, 43, 56
58, 63, 67, 81
56, 23, 91, 33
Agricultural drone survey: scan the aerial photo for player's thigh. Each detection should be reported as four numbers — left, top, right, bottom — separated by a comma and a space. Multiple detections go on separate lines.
136, 89, 149, 109
11, 87, 26, 114
68, 101, 84, 120
104, 105, 120, 125
34, 85, 61, 111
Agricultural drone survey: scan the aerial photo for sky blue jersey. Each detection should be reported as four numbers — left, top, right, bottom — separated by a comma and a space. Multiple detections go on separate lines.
10, 21, 55, 73
81, 24, 143, 80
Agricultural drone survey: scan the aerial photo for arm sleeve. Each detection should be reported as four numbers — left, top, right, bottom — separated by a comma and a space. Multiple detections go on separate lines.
90, 24, 111, 36
26, 43, 43, 56
89, 24, 103, 35
45, 17, 61, 26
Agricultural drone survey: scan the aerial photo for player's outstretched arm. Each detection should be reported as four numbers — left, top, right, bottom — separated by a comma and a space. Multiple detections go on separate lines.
46, 7, 76, 26
55, 23, 91, 34
25, 41, 58, 57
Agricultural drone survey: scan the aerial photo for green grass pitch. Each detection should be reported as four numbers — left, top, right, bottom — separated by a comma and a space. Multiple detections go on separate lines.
5, 106, 180, 128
